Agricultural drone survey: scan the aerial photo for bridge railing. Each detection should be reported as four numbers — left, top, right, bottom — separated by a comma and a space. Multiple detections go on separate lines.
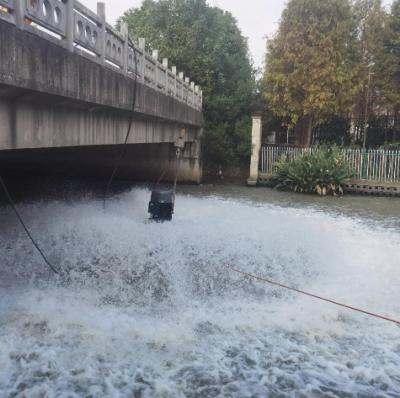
260, 145, 400, 183
0, 0, 203, 111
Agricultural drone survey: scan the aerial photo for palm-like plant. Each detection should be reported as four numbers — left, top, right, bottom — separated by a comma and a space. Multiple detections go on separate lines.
273, 146, 353, 196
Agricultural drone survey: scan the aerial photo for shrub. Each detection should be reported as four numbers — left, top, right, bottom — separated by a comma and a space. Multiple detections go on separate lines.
381, 142, 400, 150
273, 146, 353, 196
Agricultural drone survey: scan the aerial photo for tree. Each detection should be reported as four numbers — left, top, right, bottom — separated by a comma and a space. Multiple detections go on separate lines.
352, 0, 391, 147
119, 0, 256, 165
263, 0, 361, 147
381, 0, 400, 141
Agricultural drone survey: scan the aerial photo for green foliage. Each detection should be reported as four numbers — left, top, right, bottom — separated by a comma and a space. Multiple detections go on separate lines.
273, 147, 353, 196
380, 0, 400, 114
381, 142, 400, 150
263, 0, 400, 147
353, 1, 392, 116
263, 0, 361, 146
119, 0, 256, 165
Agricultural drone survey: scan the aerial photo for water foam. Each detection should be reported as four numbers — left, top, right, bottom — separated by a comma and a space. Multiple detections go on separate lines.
0, 187, 399, 397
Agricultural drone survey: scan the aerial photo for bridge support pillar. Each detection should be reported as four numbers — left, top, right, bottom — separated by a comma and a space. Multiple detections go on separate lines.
247, 115, 262, 186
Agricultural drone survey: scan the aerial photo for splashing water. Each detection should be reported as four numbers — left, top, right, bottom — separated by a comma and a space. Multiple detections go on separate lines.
0, 186, 399, 397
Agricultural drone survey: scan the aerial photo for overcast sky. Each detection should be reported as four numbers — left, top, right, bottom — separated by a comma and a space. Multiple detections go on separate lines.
84, 0, 394, 70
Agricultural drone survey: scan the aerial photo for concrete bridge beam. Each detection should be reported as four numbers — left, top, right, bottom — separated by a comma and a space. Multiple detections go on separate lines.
0, 0, 204, 183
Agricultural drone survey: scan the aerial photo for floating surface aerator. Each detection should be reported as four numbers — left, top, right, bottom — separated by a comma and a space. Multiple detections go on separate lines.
148, 189, 174, 221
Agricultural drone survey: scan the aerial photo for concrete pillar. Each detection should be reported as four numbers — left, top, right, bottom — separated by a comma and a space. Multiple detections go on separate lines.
195, 86, 200, 109
162, 58, 169, 93
138, 38, 145, 50
65, 0, 75, 52
97, 2, 106, 65
177, 127, 203, 184
152, 50, 159, 88
120, 22, 129, 74
172, 66, 177, 97
247, 115, 262, 186
14, 0, 25, 29
138, 38, 146, 83
190, 82, 195, 106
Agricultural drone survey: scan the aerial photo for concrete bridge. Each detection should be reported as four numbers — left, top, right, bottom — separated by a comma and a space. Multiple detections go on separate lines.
0, 0, 203, 182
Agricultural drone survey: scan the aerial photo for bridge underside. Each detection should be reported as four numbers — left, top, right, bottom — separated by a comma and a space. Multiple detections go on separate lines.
0, 142, 201, 183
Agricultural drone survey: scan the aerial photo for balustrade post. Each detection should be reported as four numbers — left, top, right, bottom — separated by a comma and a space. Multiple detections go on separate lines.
65, 0, 74, 52
138, 38, 146, 84
138, 38, 145, 49
172, 66, 177, 98
97, 2, 106, 65
185, 77, 190, 103
120, 22, 128, 74
14, 0, 25, 30
190, 82, 195, 106
179, 72, 184, 99
162, 58, 168, 93
152, 50, 158, 89
195, 85, 199, 109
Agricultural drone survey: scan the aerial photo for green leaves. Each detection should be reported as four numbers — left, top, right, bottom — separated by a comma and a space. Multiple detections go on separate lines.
263, 0, 372, 146
119, 0, 256, 165
273, 146, 353, 196
264, 0, 400, 147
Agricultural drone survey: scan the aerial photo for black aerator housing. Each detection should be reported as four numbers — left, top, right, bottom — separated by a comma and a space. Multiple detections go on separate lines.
148, 189, 174, 221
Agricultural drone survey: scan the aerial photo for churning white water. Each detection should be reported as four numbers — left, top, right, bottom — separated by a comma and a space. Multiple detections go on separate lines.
0, 186, 399, 397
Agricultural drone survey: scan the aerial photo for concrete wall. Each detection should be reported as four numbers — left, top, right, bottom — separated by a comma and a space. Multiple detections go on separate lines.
0, 98, 199, 150
0, 20, 203, 130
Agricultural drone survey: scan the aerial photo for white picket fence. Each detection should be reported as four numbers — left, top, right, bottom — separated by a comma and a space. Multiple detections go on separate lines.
260, 146, 400, 183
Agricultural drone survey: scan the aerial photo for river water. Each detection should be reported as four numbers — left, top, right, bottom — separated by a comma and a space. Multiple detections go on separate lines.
0, 180, 399, 397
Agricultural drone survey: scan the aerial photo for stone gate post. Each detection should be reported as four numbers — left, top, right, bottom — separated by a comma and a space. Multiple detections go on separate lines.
247, 115, 262, 186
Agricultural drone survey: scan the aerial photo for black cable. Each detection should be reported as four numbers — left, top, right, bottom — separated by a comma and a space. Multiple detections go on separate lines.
173, 148, 180, 199
103, 36, 139, 209
0, 175, 59, 274
156, 170, 167, 186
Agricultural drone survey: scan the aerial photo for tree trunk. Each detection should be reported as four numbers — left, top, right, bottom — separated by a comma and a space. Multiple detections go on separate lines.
294, 115, 312, 147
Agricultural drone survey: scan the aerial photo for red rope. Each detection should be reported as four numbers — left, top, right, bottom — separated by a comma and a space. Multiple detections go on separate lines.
225, 265, 400, 326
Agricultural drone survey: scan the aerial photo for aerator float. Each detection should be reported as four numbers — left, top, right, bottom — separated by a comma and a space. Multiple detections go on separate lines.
148, 189, 175, 221
148, 132, 185, 222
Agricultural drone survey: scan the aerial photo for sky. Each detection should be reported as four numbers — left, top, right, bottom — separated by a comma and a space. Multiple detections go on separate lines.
83, 0, 394, 70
